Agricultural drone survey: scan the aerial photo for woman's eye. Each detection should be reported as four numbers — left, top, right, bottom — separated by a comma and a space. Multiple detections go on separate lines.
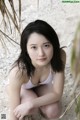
31, 46, 37, 49
44, 44, 50, 48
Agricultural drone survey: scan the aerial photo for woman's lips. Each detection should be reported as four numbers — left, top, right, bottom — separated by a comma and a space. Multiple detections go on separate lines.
37, 58, 46, 61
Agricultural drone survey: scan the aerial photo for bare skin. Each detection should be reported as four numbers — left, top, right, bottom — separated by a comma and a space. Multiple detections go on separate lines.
7, 33, 66, 120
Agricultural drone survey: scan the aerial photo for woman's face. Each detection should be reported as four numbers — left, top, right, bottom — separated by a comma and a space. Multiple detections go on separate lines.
27, 33, 53, 67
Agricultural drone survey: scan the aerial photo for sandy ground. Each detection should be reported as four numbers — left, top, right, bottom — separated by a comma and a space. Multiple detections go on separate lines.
0, 0, 80, 120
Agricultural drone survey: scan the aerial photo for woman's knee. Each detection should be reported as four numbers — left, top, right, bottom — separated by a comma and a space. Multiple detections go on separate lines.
40, 102, 62, 119
20, 87, 38, 103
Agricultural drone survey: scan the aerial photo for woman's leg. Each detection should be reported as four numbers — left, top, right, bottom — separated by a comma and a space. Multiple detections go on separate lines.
40, 101, 62, 119
20, 86, 39, 115
34, 84, 62, 120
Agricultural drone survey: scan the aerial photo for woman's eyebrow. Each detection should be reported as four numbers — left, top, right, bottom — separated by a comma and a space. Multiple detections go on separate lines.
29, 42, 50, 46
43, 42, 50, 44
30, 44, 37, 46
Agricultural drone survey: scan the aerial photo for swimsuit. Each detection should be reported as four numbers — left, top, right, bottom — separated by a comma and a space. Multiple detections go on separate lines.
22, 68, 54, 89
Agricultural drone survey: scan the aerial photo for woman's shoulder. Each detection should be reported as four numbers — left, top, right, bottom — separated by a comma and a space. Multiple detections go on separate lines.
8, 65, 28, 85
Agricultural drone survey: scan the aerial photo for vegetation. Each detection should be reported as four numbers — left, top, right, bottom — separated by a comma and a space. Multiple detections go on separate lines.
0, 0, 21, 45
71, 23, 80, 120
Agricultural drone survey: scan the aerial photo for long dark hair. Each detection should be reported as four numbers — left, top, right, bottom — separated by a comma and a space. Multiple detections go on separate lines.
15, 20, 64, 77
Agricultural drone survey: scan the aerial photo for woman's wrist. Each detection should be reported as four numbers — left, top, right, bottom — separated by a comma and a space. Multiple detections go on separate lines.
26, 100, 34, 109
30, 100, 35, 108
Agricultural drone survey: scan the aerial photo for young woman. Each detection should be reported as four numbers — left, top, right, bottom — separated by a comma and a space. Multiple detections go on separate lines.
7, 20, 66, 120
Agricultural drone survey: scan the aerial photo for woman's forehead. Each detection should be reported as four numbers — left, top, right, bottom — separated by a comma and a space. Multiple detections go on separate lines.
27, 32, 50, 45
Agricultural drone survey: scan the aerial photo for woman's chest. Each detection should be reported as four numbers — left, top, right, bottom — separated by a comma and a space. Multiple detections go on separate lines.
31, 69, 50, 85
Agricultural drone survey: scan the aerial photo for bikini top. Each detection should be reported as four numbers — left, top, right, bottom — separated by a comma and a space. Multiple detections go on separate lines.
22, 68, 55, 89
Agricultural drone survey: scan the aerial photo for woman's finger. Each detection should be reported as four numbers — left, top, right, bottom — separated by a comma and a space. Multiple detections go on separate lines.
16, 113, 21, 118
19, 115, 24, 120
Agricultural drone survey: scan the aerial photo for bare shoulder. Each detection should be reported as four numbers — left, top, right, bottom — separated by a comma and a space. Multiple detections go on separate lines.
8, 65, 28, 86
61, 49, 66, 65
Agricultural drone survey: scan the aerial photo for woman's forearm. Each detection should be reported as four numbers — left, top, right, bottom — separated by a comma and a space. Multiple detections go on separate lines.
9, 110, 18, 120
32, 92, 61, 108
9, 91, 21, 120
9, 97, 21, 120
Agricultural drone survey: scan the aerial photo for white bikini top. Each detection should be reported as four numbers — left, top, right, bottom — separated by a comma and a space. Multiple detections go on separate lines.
22, 68, 55, 89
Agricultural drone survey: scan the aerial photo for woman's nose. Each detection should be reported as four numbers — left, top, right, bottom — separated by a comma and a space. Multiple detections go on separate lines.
38, 48, 45, 56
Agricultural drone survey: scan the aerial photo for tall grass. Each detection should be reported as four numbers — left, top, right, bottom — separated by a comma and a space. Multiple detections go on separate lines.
71, 23, 80, 120
0, 0, 21, 45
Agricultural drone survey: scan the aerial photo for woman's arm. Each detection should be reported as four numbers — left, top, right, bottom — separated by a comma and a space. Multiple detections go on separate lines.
8, 67, 25, 120
9, 83, 21, 120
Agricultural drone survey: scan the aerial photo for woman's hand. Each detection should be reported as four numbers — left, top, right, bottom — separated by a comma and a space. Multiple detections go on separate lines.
14, 101, 33, 120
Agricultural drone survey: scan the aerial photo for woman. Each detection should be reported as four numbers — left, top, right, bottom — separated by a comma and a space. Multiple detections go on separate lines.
8, 19, 66, 120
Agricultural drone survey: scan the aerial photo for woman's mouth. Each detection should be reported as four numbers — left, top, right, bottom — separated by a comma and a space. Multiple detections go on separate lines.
37, 58, 46, 61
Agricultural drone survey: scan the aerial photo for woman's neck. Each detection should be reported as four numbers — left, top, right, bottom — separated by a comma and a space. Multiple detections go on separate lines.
35, 63, 51, 72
